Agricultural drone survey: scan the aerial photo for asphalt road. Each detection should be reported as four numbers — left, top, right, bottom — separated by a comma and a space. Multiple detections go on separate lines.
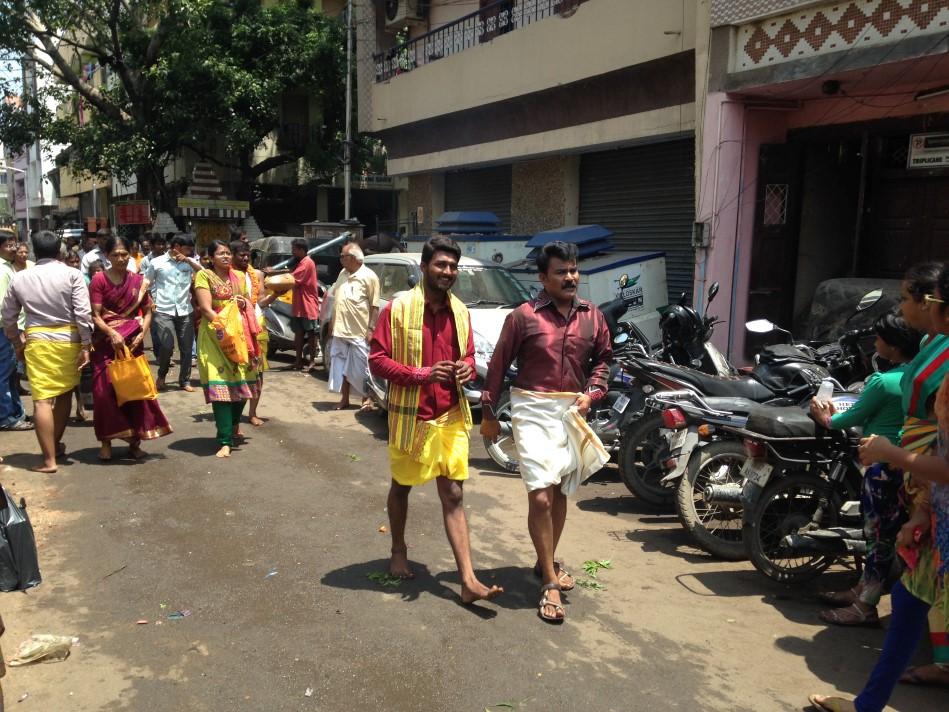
0, 357, 943, 711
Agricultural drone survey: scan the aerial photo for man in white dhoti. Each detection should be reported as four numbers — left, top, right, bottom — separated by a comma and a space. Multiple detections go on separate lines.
328, 243, 380, 411
481, 241, 612, 623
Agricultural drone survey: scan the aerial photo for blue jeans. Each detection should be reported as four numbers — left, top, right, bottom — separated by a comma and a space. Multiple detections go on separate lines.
0, 334, 25, 427
855, 581, 931, 712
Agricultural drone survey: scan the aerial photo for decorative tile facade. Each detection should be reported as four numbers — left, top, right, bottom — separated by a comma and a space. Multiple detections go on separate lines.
734, 0, 949, 71
711, 0, 820, 28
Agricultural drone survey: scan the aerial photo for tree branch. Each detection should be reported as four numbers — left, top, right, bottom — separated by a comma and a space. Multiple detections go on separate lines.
23, 22, 128, 124
108, 0, 140, 107
249, 152, 298, 178
182, 143, 239, 171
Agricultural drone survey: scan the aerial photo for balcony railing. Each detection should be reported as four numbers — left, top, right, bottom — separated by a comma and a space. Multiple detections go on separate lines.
373, 0, 587, 83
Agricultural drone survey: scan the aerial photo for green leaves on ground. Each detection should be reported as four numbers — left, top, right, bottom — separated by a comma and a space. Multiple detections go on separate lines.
582, 559, 612, 578
367, 571, 402, 588
575, 578, 606, 591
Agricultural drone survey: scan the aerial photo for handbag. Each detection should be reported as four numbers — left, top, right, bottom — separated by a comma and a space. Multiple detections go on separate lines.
107, 344, 158, 406
210, 300, 250, 365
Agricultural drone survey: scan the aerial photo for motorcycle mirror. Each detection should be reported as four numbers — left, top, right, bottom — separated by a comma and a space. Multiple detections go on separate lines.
745, 319, 776, 334
707, 282, 720, 303
407, 274, 419, 288
613, 332, 629, 346
856, 289, 883, 311
678, 291, 687, 305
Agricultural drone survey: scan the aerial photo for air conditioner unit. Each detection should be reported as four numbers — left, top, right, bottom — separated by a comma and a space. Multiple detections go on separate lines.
384, 0, 426, 31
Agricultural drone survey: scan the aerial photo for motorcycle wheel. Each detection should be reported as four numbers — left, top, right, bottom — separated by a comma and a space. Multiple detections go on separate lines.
482, 390, 519, 474
744, 472, 840, 584
618, 412, 675, 509
676, 441, 747, 561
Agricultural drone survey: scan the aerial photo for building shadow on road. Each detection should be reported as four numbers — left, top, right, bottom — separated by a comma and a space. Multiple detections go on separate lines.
619, 525, 711, 564
576, 493, 677, 520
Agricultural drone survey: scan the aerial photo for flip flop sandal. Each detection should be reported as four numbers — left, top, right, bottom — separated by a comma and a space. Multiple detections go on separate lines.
816, 588, 858, 607
900, 664, 949, 686
533, 562, 575, 591
538, 583, 564, 624
818, 603, 880, 627
808, 694, 856, 711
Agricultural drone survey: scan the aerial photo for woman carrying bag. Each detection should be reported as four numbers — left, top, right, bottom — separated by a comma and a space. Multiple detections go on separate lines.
194, 241, 261, 459
89, 236, 172, 462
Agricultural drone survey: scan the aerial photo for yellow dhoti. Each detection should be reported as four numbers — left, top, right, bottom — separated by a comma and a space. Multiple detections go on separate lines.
388, 406, 469, 486
24, 326, 82, 400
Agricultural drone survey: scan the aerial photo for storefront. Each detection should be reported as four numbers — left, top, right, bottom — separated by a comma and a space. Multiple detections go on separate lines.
700, 0, 949, 361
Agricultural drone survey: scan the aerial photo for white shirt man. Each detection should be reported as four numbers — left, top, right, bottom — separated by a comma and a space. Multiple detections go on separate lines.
327, 244, 380, 410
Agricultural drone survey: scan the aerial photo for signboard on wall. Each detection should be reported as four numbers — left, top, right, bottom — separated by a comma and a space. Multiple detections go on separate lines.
114, 200, 152, 225
908, 133, 949, 169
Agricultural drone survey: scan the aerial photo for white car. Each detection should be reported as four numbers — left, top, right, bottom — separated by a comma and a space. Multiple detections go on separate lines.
319, 252, 532, 410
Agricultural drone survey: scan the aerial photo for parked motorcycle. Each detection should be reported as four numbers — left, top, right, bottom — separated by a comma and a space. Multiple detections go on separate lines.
614, 290, 881, 508
648, 389, 856, 560
735, 408, 865, 583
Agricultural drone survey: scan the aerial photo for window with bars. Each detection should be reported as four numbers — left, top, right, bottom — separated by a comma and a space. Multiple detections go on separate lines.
763, 183, 789, 225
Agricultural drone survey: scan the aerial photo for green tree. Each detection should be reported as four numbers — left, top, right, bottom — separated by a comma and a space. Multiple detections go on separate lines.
0, 0, 348, 210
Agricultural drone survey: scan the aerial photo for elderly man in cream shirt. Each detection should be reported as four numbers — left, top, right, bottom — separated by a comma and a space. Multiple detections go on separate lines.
328, 243, 380, 410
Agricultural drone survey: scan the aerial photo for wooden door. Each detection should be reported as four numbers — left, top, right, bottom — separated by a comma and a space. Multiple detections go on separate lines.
745, 144, 804, 357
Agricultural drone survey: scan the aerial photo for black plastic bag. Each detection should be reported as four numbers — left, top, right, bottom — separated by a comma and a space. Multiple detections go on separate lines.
0, 486, 41, 592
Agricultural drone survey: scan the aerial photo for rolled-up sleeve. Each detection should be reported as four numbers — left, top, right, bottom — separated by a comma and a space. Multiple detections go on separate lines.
482, 311, 521, 416
72, 272, 93, 344
584, 311, 613, 400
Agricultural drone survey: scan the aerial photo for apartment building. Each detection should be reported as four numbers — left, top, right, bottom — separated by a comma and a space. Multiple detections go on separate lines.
357, 0, 700, 299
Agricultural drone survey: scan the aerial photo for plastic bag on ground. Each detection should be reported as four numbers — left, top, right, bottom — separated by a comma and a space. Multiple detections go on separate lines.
8, 634, 77, 666
0, 486, 41, 592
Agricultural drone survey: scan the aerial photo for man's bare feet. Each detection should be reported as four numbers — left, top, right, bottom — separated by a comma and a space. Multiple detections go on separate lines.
333, 400, 351, 411
460, 578, 504, 604
389, 547, 415, 579
249, 416, 265, 427
30, 462, 57, 473
216, 445, 231, 458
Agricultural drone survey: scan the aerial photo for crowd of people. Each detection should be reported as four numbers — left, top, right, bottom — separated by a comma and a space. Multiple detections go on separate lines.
3, 226, 949, 707
0, 227, 326, 467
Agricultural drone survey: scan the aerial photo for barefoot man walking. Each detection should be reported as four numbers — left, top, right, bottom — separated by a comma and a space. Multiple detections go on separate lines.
369, 236, 503, 605
481, 241, 612, 623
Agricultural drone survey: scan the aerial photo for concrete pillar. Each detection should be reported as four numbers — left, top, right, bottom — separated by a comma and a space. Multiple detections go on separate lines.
316, 188, 329, 222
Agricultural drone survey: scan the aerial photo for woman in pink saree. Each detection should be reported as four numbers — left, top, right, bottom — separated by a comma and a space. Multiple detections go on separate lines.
89, 236, 172, 461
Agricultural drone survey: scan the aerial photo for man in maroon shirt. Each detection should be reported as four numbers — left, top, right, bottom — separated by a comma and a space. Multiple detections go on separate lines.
369, 237, 503, 605
481, 241, 611, 623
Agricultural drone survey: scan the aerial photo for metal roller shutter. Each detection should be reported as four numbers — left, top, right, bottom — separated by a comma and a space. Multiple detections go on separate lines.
445, 166, 513, 232
579, 139, 695, 302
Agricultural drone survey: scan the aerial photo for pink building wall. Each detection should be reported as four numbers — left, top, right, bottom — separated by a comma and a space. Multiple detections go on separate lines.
698, 80, 949, 364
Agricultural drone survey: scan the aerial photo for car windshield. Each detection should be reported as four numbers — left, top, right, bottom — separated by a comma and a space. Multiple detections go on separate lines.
453, 266, 531, 308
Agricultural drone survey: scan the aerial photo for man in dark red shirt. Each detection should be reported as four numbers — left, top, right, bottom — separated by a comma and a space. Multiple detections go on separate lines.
481, 241, 612, 623
369, 236, 503, 605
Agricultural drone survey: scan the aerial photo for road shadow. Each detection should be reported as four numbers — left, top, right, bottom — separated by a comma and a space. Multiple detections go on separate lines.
576, 493, 676, 519
619, 526, 712, 564
166, 437, 220, 457
189, 412, 215, 423
320, 558, 451, 603
775, 624, 941, 712
470, 456, 520, 478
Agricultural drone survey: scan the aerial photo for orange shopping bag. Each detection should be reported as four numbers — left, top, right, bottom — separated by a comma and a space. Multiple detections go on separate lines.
107, 344, 158, 406
210, 300, 250, 365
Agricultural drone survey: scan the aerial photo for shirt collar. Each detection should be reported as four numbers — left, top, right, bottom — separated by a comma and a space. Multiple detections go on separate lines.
532, 289, 589, 313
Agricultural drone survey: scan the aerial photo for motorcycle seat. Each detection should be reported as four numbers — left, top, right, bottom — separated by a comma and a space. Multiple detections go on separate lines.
649, 362, 775, 401
745, 406, 816, 438
704, 397, 761, 414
